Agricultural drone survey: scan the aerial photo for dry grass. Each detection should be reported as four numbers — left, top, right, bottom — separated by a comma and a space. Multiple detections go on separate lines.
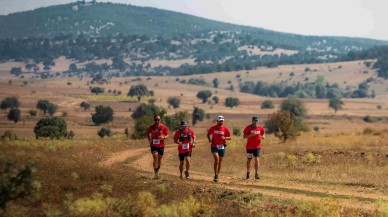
1, 59, 388, 216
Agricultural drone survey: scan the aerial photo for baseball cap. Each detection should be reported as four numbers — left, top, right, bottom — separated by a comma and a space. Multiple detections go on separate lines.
217, 115, 225, 121
252, 116, 259, 121
181, 121, 188, 126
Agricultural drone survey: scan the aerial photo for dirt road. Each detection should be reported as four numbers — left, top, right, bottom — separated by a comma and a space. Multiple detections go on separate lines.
100, 145, 387, 211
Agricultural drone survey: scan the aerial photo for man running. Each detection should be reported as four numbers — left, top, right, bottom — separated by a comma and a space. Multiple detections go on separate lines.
147, 115, 169, 179
173, 121, 196, 179
243, 116, 265, 179
207, 115, 231, 182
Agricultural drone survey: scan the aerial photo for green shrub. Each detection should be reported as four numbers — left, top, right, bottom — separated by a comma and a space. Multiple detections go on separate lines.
363, 115, 383, 123
0, 161, 39, 209
34, 117, 67, 139
1, 130, 17, 141
302, 153, 317, 165
98, 128, 112, 138
233, 128, 241, 136
261, 100, 274, 109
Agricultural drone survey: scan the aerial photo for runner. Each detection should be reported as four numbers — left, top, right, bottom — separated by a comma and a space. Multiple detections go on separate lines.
173, 121, 196, 179
207, 115, 231, 182
147, 115, 169, 179
243, 116, 265, 179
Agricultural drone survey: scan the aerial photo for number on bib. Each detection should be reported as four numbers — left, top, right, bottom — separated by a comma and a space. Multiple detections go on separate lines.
152, 139, 160, 145
217, 144, 224, 150
182, 143, 189, 149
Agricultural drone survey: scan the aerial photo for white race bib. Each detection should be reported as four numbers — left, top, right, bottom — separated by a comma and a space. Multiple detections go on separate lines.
217, 144, 225, 150
152, 139, 160, 145
182, 143, 189, 149
247, 153, 253, 158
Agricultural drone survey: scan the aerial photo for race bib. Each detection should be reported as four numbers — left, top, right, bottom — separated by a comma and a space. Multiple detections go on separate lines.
217, 144, 225, 150
182, 143, 189, 149
247, 153, 253, 158
152, 139, 160, 145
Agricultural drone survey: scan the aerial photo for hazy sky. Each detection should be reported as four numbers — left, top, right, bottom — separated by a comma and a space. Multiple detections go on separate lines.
1, 0, 387, 40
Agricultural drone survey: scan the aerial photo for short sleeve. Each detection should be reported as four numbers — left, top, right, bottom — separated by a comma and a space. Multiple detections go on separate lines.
243, 126, 250, 135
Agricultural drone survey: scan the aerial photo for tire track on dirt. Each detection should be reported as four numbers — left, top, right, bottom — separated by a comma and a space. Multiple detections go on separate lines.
100, 145, 386, 210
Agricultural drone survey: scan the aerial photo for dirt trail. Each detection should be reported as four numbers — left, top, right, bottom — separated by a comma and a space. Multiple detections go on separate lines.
100, 145, 387, 210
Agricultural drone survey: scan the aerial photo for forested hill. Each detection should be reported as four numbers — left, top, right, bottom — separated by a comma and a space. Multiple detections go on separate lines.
0, 1, 387, 51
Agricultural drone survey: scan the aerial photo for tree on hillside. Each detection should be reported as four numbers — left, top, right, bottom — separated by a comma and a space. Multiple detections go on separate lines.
36, 100, 50, 115
329, 98, 344, 113
10, 67, 22, 77
280, 96, 307, 118
167, 96, 181, 108
80, 102, 90, 110
261, 100, 275, 109
1, 96, 20, 110
212, 96, 219, 104
127, 84, 151, 101
265, 111, 302, 142
47, 103, 58, 116
90, 87, 105, 95
69, 63, 78, 72
34, 117, 67, 139
192, 106, 205, 125
131, 103, 165, 120
92, 105, 114, 125
225, 97, 240, 108
196, 90, 212, 103
7, 108, 21, 123
212, 78, 219, 88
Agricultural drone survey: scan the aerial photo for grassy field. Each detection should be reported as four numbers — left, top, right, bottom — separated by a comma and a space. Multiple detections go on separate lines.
1, 59, 388, 216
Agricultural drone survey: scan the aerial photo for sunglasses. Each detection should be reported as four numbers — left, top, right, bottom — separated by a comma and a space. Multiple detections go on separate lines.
154, 119, 160, 121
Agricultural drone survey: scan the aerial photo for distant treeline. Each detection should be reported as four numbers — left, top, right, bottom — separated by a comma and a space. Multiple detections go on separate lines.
343, 45, 388, 79
239, 76, 373, 99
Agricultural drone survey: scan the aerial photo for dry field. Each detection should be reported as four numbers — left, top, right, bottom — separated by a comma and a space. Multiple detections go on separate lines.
1, 59, 388, 216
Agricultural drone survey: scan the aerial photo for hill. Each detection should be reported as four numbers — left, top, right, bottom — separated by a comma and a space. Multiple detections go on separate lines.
0, 1, 387, 52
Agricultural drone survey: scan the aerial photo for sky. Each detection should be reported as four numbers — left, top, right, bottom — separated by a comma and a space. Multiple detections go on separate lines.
0, 0, 387, 41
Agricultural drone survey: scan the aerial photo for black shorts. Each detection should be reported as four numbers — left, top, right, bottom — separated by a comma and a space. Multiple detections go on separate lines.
246, 149, 261, 159
150, 146, 165, 156
178, 152, 192, 161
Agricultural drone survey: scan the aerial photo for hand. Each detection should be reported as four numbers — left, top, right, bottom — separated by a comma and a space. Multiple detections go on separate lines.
220, 136, 225, 140
158, 135, 165, 140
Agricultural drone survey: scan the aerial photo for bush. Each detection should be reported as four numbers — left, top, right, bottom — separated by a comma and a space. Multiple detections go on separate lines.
131, 103, 164, 120
261, 100, 274, 109
34, 117, 67, 139
28, 109, 37, 116
196, 90, 212, 103
192, 107, 205, 125
265, 111, 305, 142
167, 96, 181, 108
313, 126, 320, 132
363, 127, 375, 134
363, 116, 383, 123
67, 130, 75, 139
232, 128, 241, 136
0, 161, 39, 209
281, 96, 307, 118
98, 128, 112, 138
1, 96, 20, 110
7, 108, 21, 123
92, 105, 114, 125
1, 130, 17, 141
225, 97, 240, 108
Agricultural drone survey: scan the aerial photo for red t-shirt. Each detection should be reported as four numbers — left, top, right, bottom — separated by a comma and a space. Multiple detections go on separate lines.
173, 128, 195, 154
208, 124, 230, 147
147, 123, 169, 147
243, 124, 265, 149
